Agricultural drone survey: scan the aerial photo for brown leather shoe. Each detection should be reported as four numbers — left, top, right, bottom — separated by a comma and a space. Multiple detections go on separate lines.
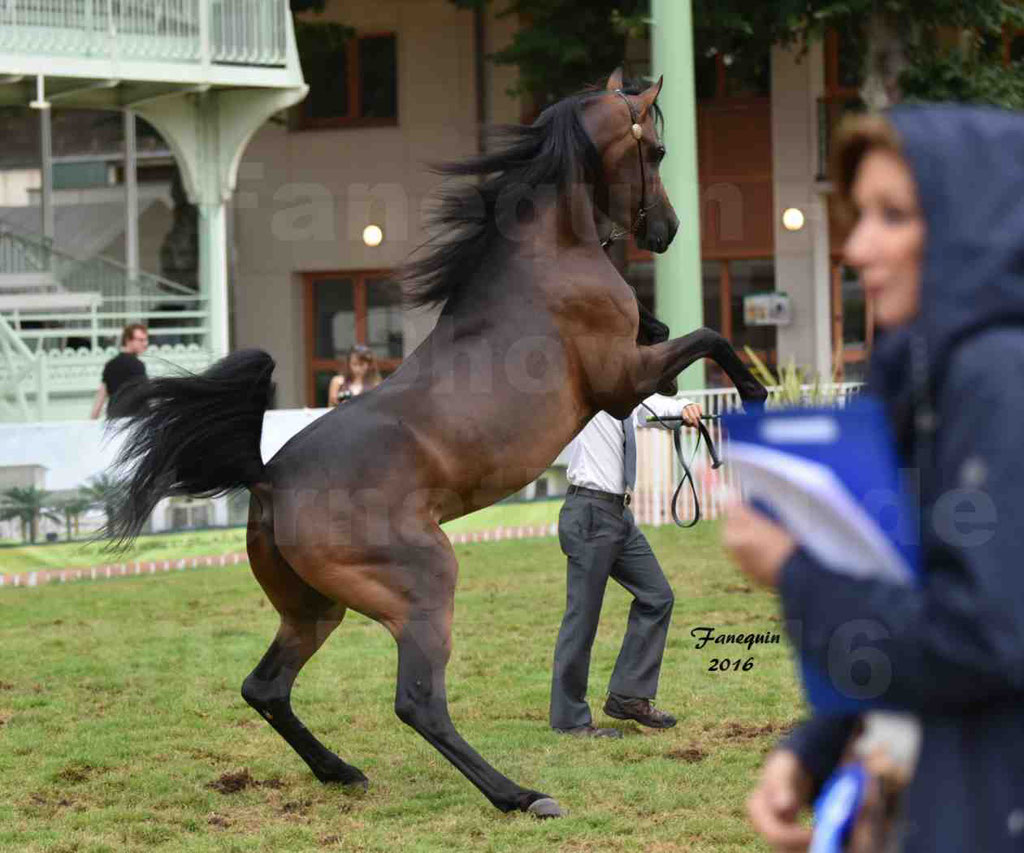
553, 724, 623, 739
603, 694, 677, 729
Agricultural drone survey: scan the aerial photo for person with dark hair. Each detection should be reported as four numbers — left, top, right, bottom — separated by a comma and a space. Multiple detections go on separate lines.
91, 323, 149, 419
727, 105, 1024, 852
327, 344, 382, 406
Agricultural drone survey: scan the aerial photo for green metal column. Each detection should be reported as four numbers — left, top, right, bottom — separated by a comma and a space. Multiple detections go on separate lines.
652, 0, 704, 390
199, 201, 230, 357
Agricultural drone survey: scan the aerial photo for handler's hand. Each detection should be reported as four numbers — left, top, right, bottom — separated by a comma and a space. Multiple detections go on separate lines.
721, 501, 796, 588
747, 750, 814, 852
681, 402, 703, 428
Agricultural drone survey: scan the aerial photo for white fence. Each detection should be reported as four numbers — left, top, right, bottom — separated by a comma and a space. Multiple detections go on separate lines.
632, 384, 864, 526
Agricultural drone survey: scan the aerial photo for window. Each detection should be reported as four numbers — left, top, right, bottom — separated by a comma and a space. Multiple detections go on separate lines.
304, 271, 404, 406
296, 32, 397, 129
831, 261, 873, 382
701, 258, 778, 387
1010, 29, 1024, 63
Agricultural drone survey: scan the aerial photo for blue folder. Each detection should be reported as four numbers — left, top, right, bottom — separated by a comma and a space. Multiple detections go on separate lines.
722, 397, 921, 713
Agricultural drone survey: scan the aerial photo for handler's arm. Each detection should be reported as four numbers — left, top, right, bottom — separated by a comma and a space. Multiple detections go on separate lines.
634, 393, 700, 430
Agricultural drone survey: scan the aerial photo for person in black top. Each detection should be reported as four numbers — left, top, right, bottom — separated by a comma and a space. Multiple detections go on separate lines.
91, 323, 149, 419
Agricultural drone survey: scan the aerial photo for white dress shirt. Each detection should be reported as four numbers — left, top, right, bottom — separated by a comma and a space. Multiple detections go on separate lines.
566, 394, 695, 494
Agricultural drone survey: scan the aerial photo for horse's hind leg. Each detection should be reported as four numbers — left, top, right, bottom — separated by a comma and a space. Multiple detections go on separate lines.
241, 494, 368, 789
389, 535, 563, 818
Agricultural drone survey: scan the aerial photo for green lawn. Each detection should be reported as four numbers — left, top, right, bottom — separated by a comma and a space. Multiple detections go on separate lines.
0, 501, 563, 576
0, 522, 805, 852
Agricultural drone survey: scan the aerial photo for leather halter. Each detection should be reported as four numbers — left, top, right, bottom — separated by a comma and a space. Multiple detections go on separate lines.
601, 90, 655, 249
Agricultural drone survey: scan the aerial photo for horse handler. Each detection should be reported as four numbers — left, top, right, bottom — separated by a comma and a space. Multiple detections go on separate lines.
550, 394, 703, 737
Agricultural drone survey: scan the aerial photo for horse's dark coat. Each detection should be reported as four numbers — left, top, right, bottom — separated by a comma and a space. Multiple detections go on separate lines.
109, 71, 766, 818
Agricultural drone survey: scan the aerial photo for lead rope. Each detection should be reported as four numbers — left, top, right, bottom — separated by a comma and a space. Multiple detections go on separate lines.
641, 403, 723, 528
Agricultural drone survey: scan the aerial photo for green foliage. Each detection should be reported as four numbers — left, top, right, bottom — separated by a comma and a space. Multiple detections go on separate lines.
0, 486, 59, 543
456, 0, 1024, 108
744, 347, 842, 408
466, 0, 648, 104
49, 493, 93, 541
902, 55, 1024, 109
81, 474, 121, 532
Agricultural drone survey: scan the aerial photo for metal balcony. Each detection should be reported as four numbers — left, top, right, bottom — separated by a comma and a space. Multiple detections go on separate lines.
0, 0, 301, 105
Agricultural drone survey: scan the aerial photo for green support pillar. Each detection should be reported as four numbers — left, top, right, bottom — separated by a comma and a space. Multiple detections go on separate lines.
134, 85, 307, 359
652, 0, 704, 390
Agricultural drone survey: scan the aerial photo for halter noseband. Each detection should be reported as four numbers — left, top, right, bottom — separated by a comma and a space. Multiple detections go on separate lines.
601, 90, 655, 249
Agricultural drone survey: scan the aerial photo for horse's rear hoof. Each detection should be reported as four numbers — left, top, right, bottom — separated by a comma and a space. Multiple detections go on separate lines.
342, 777, 369, 795
527, 797, 564, 819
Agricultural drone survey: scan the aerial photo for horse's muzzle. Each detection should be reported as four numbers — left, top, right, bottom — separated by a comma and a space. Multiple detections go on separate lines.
637, 214, 678, 254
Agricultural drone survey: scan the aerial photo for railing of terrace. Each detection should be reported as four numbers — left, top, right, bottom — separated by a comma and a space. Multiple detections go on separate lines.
0, 0, 288, 67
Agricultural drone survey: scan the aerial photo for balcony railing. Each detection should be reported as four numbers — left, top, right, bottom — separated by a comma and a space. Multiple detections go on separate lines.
0, 0, 288, 67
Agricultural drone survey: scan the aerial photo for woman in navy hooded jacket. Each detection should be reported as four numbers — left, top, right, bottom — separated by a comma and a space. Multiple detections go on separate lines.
724, 104, 1024, 852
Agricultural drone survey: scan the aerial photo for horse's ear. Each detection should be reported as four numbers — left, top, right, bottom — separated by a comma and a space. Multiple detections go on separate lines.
606, 67, 624, 91
637, 75, 663, 120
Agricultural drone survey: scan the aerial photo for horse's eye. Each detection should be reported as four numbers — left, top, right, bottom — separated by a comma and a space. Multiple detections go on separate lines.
652, 145, 666, 164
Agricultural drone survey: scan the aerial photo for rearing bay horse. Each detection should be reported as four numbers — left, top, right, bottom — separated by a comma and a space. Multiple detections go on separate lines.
109, 70, 766, 819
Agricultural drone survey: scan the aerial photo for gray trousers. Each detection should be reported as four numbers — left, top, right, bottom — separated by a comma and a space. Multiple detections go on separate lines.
549, 493, 675, 730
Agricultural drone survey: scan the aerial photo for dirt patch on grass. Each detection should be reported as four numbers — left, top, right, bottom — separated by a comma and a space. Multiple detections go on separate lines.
666, 746, 707, 763
720, 721, 796, 741
0, 681, 13, 690
55, 762, 100, 784
207, 813, 231, 828
206, 768, 284, 794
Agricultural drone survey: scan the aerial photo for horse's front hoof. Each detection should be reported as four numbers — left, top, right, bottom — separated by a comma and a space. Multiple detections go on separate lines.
527, 797, 564, 819
341, 777, 369, 795
314, 761, 369, 791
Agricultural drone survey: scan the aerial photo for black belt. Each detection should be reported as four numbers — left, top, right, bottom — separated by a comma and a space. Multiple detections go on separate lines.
566, 485, 632, 507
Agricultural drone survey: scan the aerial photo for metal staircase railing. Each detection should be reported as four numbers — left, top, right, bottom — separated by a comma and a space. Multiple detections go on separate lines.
0, 222, 208, 353
0, 313, 40, 420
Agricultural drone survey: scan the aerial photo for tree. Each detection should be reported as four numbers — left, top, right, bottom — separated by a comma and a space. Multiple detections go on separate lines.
693, 0, 1024, 109
449, 0, 1024, 110
453, 0, 646, 106
0, 487, 59, 544
82, 474, 121, 534
51, 494, 93, 541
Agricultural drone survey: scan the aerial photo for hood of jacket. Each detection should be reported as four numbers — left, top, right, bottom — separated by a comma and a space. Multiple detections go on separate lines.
868, 105, 1024, 441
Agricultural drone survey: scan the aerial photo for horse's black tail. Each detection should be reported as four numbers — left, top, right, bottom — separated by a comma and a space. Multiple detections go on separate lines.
106, 348, 276, 546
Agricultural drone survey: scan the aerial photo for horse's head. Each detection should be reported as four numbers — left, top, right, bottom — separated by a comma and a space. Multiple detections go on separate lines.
585, 69, 679, 254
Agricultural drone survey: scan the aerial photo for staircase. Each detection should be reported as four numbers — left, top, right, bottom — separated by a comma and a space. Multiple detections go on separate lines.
0, 223, 214, 421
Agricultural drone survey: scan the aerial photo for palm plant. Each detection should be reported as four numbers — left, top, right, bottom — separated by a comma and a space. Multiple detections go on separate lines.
0, 486, 60, 543
81, 474, 122, 533
743, 346, 844, 408
51, 493, 93, 541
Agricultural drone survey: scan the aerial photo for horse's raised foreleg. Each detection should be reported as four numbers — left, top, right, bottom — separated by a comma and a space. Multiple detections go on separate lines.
389, 539, 563, 818
637, 327, 767, 404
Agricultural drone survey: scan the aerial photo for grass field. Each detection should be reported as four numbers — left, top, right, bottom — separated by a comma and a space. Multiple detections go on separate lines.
0, 522, 805, 852
0, 500, 563, 576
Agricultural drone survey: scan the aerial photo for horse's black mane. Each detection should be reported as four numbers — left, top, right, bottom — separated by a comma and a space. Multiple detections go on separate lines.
400, 82, 663, 311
